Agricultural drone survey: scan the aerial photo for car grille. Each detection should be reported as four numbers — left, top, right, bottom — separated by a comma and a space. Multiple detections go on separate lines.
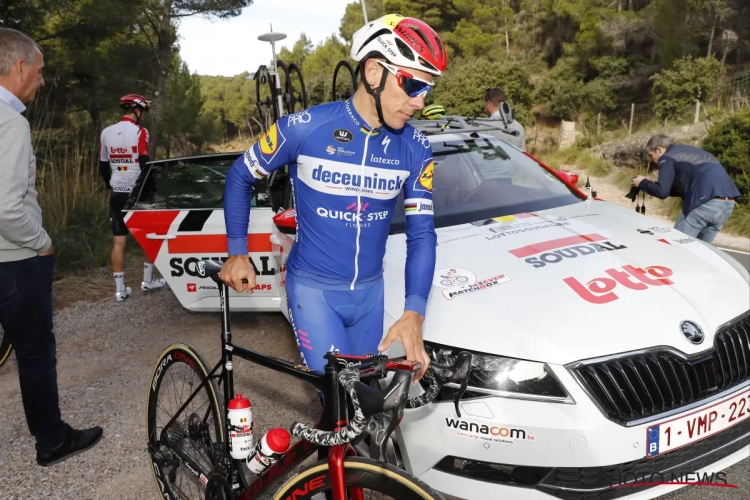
536, 417, 749, 500
570, 310, 750, 425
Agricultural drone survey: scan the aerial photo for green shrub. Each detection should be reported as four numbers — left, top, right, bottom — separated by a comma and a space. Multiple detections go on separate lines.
650, 56, 725, 121
426, 55, 535, 126
702, 108, 750, 205
724, 203, 750, 238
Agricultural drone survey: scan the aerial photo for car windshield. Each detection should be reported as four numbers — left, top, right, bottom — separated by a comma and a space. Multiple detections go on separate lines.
389, 134, 586, 234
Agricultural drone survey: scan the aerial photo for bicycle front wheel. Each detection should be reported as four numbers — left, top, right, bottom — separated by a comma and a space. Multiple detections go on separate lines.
272, 456, 445, 500
147, 343, 225, 500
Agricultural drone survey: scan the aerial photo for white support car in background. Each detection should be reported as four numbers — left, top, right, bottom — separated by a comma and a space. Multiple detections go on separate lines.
124, 116, 750, 500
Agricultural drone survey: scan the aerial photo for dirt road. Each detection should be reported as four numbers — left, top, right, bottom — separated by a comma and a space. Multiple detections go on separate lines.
0, 288, 747, 500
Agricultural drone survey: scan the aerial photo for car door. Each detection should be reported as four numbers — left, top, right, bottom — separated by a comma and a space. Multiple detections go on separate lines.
123, 153, 281, 313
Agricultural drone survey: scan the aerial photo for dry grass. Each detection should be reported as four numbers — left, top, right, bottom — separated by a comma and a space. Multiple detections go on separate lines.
207, 134, 261, 153
535, 147, 612, 177
36, 137, 113, 273
51, 247, 148, 310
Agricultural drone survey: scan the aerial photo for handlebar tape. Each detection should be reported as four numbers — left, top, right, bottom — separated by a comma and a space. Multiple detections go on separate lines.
290, 368, 367, 446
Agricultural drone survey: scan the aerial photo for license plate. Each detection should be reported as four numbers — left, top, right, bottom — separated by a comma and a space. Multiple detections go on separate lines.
646, 387, 750, 457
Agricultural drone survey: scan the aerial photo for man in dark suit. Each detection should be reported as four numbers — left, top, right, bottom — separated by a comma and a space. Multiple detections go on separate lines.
632, 134, 741, 244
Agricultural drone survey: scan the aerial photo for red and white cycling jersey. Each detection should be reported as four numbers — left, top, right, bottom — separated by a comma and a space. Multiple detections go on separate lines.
99, 117, 149, 193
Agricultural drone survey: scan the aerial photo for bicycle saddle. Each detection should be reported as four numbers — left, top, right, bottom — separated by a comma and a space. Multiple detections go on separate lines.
197, 259, 224, 280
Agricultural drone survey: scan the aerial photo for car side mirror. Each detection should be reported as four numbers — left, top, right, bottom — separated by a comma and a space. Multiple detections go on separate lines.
557, 170, 579, 187
273, 208, 297, 235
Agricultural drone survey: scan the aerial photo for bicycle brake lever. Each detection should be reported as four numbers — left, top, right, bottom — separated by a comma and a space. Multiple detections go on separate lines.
451, 352, 473, 418
376, 407, 403, 464
453, 376, 468, 418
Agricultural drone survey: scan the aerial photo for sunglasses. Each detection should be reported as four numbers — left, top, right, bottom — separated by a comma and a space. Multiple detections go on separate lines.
375, 60, 435, 98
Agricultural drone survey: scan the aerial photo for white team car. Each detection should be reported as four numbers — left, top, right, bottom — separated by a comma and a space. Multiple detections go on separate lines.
124, 117, 750, 500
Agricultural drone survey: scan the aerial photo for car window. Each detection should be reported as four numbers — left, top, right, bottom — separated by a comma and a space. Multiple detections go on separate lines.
131, 154, 270, 210
132, 163, 168, 210
389, 135, 585, 234
168, 160, 232, 209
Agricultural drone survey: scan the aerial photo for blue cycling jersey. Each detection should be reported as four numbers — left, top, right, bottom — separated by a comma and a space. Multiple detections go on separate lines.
224, 99, 437, 318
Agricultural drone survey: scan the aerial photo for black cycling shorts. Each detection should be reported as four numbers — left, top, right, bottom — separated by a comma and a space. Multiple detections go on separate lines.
109, 192, 130, 237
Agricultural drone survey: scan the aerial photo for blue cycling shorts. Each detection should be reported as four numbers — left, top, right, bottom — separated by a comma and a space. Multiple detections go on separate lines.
285, 272, 384, 374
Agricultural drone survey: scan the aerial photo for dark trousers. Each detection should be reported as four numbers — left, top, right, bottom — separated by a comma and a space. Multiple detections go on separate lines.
0, 255, 66, 450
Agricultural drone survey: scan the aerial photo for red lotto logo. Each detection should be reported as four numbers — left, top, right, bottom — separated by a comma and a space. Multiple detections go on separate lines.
563, 265, 674, 304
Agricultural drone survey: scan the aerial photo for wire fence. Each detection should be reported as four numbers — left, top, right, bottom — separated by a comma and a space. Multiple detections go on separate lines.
587, 69, 750, 142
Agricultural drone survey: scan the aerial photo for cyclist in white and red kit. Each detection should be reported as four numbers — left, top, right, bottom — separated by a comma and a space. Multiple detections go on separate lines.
99, 94, 165, 301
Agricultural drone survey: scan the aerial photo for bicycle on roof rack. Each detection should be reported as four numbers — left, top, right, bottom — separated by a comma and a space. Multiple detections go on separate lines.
254, 61, 308, 128
332, 60, 358, 102
146, 258, 473, 500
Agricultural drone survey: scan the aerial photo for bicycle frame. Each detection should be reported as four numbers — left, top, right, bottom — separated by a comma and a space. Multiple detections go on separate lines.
153, 279, 371, 500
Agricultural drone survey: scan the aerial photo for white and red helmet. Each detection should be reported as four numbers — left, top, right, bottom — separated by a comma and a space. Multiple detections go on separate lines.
350, 14, 448, 77
120, 93, 150, 112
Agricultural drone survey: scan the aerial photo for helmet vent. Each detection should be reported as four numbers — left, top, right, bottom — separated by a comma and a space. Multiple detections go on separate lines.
357, 29, 393, 56
395, 38, 415, 61
418, 57, 437, 73
405, 24, 437, 59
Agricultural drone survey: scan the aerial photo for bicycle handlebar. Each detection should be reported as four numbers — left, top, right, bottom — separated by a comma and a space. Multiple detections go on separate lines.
290, 367, 388, 447
405, 351, 472, 416
290, 351, 473, 447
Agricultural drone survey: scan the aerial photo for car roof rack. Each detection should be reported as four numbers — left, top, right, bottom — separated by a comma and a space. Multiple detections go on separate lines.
409, 115, 520, 138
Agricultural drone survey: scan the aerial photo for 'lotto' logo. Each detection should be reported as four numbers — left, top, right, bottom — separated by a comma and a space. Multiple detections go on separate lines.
564, 265, 674, 304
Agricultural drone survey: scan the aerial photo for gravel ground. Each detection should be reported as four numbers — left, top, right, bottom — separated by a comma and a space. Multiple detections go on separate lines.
0, 286, 747, 500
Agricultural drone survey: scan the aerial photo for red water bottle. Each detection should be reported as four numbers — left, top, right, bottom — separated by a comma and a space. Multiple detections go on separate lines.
227, 393, 253, 460
245, 428, 291, 474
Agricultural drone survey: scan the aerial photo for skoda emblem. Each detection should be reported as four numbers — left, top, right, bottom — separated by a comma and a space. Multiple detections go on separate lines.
333, 128, 354, 143
680, 320, 704, 345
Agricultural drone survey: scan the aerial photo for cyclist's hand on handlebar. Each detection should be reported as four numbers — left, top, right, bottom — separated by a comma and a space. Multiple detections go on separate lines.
378, 311, 430, 383
219, 255, 256, 293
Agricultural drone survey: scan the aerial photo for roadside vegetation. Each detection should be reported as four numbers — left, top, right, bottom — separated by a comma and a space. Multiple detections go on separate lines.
4, 0, 749, 277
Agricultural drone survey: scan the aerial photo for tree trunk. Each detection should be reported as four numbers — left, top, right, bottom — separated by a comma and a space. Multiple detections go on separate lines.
166, 135, 171, 159
146, 1, 174, 160
707, 15, 717, 58
89, 106, 102, 147
148, 34, 172, 160
505, 27, 510, 56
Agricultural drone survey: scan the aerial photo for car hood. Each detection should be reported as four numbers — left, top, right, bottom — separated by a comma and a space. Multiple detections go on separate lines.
382, 198, 750, 365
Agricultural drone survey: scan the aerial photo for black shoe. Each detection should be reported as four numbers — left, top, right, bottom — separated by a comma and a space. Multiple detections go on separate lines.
36, 424, 104, 467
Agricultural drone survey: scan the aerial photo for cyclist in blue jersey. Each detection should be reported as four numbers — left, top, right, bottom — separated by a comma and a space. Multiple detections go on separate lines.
219, 14, 448, 381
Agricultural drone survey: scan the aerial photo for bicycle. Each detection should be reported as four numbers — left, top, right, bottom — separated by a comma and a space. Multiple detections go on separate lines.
0, 325, 12, 369
439, 274, 468, 287
146, 258, 473, 500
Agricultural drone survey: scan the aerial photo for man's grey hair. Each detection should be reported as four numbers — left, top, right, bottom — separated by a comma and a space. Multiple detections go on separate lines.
0, 28, 41, 77
646, 134, 672, 152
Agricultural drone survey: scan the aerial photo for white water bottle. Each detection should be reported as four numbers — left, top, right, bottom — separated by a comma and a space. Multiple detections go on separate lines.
227, 393, 254, 460
245, 428, 291, 474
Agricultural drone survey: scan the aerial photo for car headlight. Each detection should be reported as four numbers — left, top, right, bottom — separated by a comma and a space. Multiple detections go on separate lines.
423, 342, 574, 404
